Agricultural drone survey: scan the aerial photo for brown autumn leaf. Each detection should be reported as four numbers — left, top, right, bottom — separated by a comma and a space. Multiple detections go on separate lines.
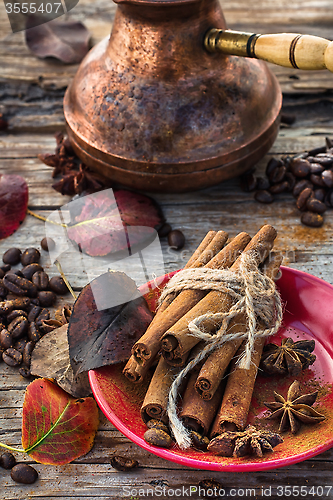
68, 271, 153, 376
25, 17, 90, 64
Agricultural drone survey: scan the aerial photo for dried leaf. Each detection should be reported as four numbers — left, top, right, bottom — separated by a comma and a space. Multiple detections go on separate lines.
30, 324, 91, 398
22, 378, 99, 465
66, 189, 163, 257
25, 18, 90, 64
0, 174, 28, 239
68, 271, 153, 376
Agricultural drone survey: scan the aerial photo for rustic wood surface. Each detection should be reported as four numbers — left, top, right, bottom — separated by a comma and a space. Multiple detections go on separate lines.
1, 0, 333, 498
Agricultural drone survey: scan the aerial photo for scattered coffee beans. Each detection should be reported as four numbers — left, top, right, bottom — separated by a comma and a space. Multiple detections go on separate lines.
144, 428, 173, 448
10, 463, 38, 484
168, 229, 185, 250
158, 223, 172, 238
21, 248, 41, 266
3, 248, 21, 266
0, 245, 72, 377
41, 237, 55, 251
243, 137, 333, 227
110, 455, 139, 471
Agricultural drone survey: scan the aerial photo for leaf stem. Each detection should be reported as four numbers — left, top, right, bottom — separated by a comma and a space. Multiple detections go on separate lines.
27, 209, 66, 227
54, 260, 77, 300
0, 442, 25, 453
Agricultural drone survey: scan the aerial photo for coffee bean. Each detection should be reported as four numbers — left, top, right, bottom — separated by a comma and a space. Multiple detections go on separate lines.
0, 452, 16, 469
256, 176, 270, 191
3, 274, 38, 297
6, 269, 23, 277
0, 329, 13, 350
14, 338, 28, 354
190, 431, 210, 451
19, 366, 31, 378
21, 263, 43, 281
296, 188, 313, 211
321, 169, 333, 188
23, 341, 35, 367
41, 237, 55, 251
38, 291, 56, 307
310, 174, 326, 187
11, 463, 38, 484
157, 223, 172, 238
29, 297, 40, 307
0, 264, 11, 273
269, 165, 286, 184
301, 212, 324, 227
3, 248, 21, 266
307, 145, 327, 156
0, 280, 7, 299
28, 322, 42, 343
307, 198, 327, 214
32, 271, 49, 290
39, 319, 63, 334
168, 230, 185, 250
240, 171, 257, 192
293, 179, 313, 198
3, 348, 22, 367
35, 308, 50, 328
325, 189, 333, 207
144, 428, 173, 448
7, 309, 28, 323
49, 276, 68, 295
309, 162, 324, 175
147, 419, 170, 434
280, 113, 296, 125
269, 181, 289, 194
110, 455, 139, 471
55, 304, 72, 324
290, 158, 311, 178
312, 156, 333, 167
28, 305, 42, 323
0, 298, 30, 315
313, 188, 326, 202
254, 190, 274, 204
8, 316, 29, 340
265, 158, 283, 177
21, 248, 40, 266
0, 269, 4, 279
285, 172, 296, 191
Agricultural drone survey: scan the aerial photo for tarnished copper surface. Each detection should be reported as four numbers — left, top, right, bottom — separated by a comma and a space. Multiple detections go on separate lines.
64, 0, 282, 192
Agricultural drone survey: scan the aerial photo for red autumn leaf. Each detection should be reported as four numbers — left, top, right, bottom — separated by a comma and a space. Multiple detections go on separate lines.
22, 378, 99, 465
25, 18, 90, 64
66, 189, 163, 257
0, 174, 28, 239
68, 271, 153, 376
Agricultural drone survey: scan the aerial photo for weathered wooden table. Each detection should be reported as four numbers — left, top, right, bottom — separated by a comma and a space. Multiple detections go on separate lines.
1, 0, 333, 498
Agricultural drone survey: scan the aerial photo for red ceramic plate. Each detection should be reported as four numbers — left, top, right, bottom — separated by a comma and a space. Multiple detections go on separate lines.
89, 266, 333, 471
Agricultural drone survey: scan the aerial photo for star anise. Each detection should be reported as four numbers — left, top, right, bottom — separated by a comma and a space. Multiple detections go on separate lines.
260, 337, 316, 376
38, 132, 111, 196
207, 425, 283, 458
264, 380, 326, 434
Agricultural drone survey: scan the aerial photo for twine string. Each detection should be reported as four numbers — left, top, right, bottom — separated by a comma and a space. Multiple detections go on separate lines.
165, 252, 283, 449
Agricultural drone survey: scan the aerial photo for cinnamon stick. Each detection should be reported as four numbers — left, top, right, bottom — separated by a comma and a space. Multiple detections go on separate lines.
123, 355, 155, 383
161, 225, 277, 364
209, 253, 283, 436
131, 230, 231, 367
140, 357, 180, 423
194, 252, 282, 400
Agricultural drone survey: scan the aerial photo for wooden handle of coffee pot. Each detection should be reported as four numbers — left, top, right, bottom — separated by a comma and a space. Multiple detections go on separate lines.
204, 29, 333, 73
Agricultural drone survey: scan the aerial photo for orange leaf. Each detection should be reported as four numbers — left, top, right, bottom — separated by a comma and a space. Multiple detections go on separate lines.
22, 379, 99, 465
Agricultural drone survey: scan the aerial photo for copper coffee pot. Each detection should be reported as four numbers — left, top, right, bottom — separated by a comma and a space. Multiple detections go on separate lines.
64, 0, 333, 192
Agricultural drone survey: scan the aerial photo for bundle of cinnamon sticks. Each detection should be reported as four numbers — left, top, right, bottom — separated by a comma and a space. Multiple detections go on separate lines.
123, 225, 283, 449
